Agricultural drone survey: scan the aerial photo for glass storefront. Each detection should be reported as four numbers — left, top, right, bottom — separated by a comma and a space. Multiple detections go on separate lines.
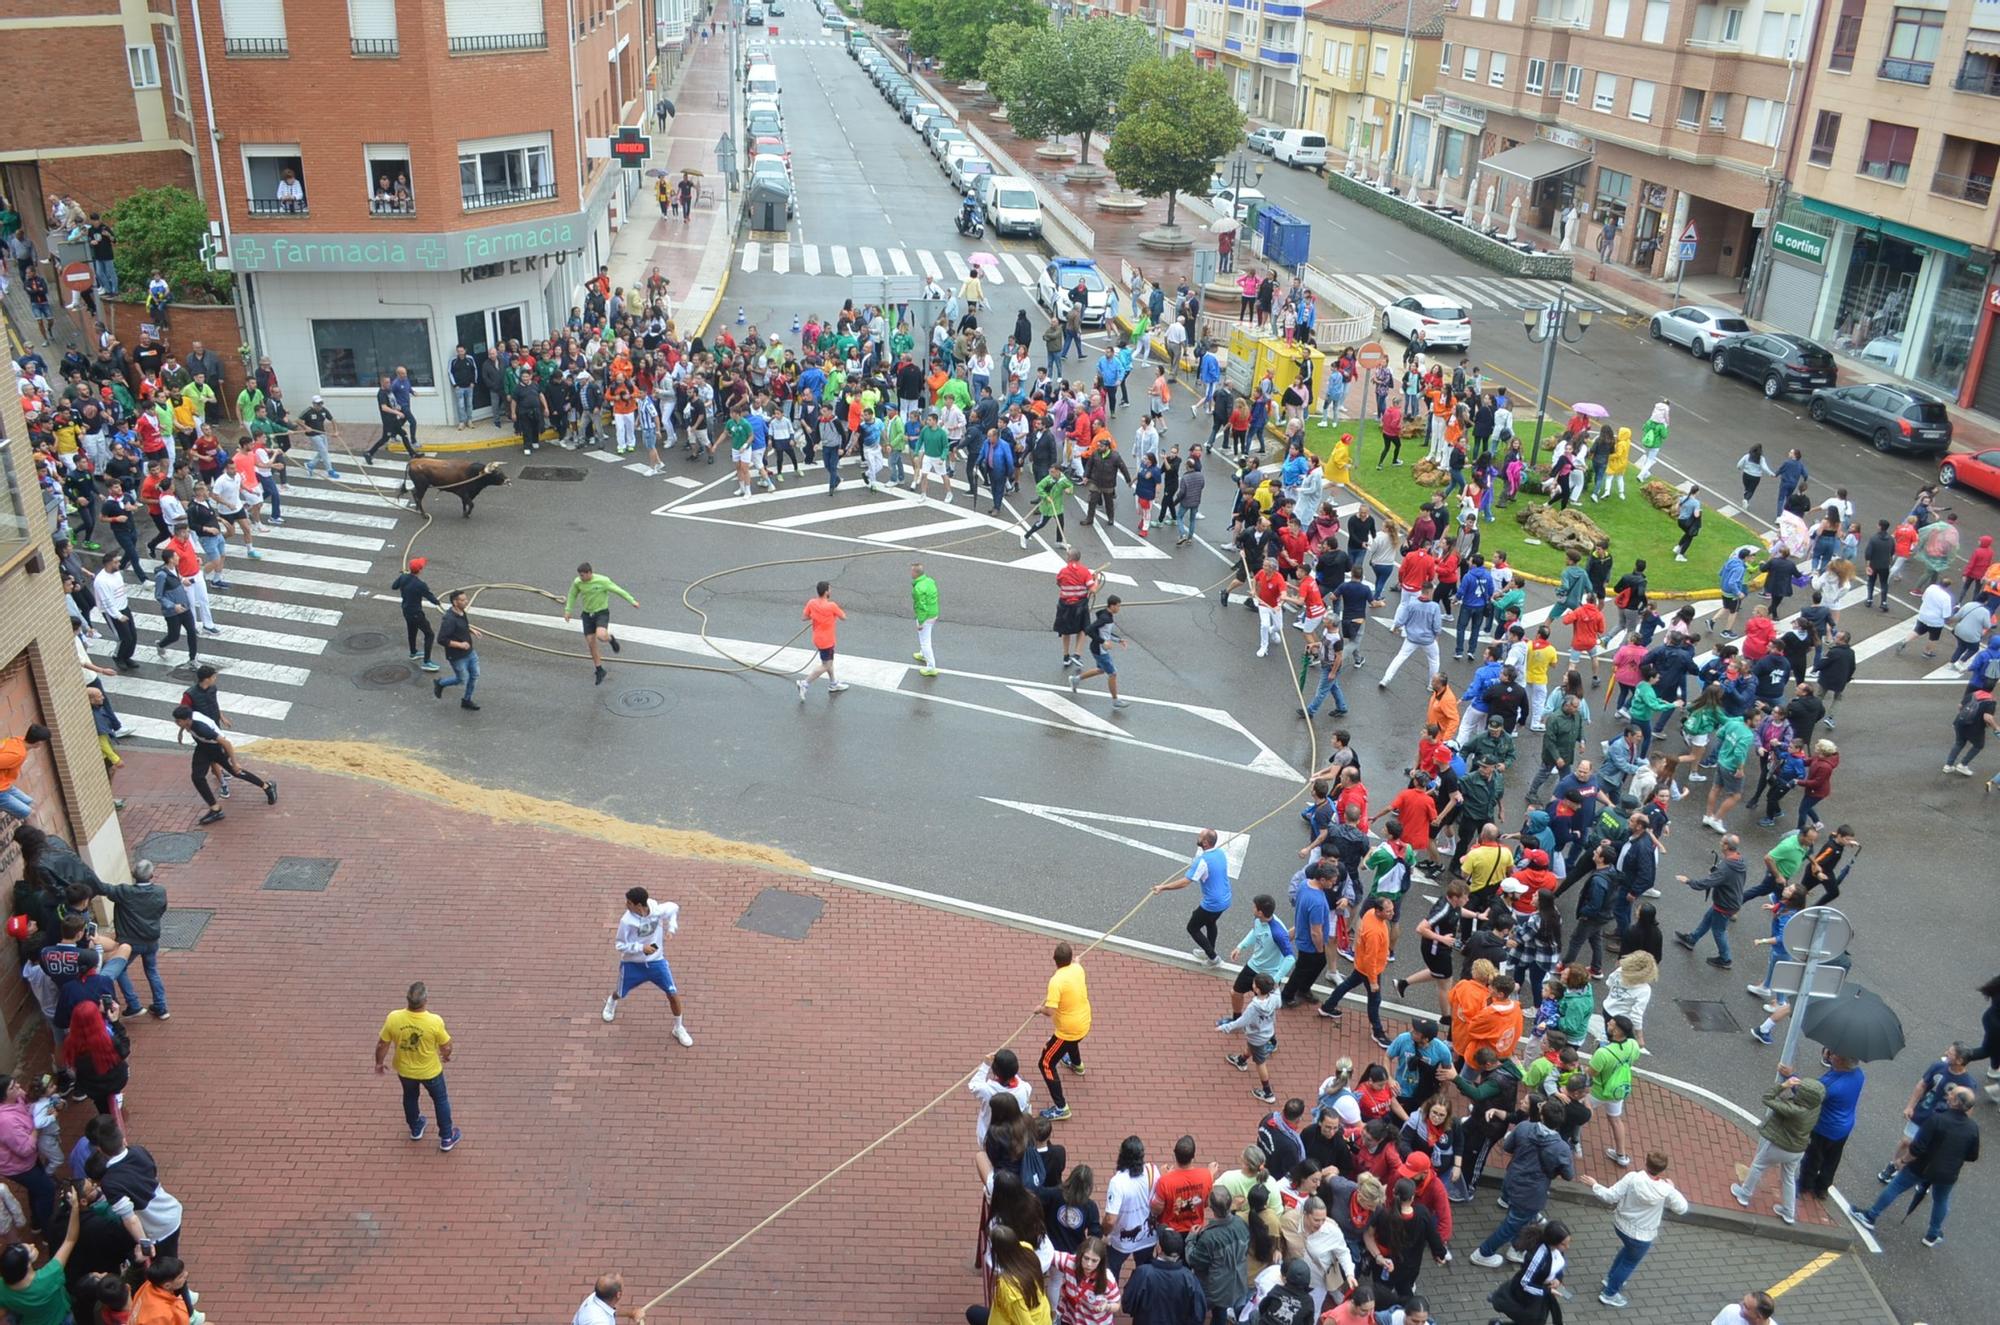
1828, 228, 1924, 358
1913, 251, 1990, 395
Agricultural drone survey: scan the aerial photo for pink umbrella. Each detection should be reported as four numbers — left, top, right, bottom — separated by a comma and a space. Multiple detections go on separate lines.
1573, 402, 1610, 418
968, 252, 998, 270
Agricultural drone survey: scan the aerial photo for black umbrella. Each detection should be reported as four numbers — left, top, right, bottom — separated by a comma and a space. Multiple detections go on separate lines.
1802, 983, 1905, 1063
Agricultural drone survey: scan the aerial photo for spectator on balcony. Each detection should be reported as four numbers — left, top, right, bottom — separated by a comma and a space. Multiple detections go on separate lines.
274, 168, 305, 214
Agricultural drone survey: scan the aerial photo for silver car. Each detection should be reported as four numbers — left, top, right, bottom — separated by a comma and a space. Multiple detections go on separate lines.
1649, 304, 1752, 357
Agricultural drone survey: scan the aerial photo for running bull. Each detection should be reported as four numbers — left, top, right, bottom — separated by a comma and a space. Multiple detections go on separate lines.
400, 458, 508, 517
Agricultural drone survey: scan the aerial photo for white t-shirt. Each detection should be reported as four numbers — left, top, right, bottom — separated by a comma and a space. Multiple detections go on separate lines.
212, 471, 244, 514
572, 1292, 618, 1325
614, 899, 679, 964
1103, 1166, 1158, 1253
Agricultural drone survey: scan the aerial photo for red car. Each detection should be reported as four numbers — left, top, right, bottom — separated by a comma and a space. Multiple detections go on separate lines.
1941, 449, 2000, 501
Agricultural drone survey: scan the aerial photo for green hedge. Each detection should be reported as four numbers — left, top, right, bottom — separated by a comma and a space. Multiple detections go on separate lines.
1323, 172, 1573, 280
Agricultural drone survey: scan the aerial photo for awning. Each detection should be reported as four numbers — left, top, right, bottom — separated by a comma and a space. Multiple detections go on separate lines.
1478, 140, 1593, 185
1799, 195, 1973, 258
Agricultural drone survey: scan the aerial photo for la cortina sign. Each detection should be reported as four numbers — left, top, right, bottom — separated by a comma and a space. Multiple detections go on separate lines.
227, 212, 589, 274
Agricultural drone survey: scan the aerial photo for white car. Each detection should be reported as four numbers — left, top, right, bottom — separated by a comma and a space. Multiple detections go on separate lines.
1381, 295, 1472, 350
1037, 258, 1110, 327
941, 141, 981, 175
1207, 186, 1266, 220
1649, 304, 1752, 357
950, 155, 995, 193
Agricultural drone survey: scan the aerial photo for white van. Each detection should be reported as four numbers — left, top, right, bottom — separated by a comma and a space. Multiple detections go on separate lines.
1270, 129, 1328, 169
745, 63, 781, 98
978, 175, 1043, 238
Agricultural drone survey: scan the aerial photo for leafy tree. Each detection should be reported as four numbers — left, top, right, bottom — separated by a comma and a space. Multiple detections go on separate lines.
104, 186, 230, 304
1104, 55, 1244, 228
997, 17, 1155, 167
980, 20, 1039, 95
933, 0, 1045, 80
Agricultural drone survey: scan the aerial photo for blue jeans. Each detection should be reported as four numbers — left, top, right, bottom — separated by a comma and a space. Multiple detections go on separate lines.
92, 257, 117, 293
1865, 1166, 1953, 1240
1602, 1229, 1651, 1295
1685, 908, 1734, 963
439, 649, 480, 700
400, 1072, 454, 1135
1177, 503, 1198, 540
1796, 794, 1822, 830
1372, 564, 1394, 599
0, 787, 30, 820
1455, 605, 1489, 657
115, 942, 167, 1013
259, 474, 283, 521
1476, 1202, 1541, 1258
453, 385, 475, 425
1307, 667, 1347, 716
822, 442, 842, 491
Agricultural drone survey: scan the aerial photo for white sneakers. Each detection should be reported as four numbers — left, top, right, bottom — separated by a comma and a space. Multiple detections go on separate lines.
602, 995, 618, 1022
673, 1024, 694, 1047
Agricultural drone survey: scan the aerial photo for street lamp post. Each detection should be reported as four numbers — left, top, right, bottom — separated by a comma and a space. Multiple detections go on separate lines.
1518, 289, 1594, 466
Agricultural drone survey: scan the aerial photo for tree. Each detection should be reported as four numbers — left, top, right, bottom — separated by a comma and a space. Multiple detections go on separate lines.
980, 20, 1039, 95
997, 17, 1155, 167
1104, 54, 1244, 229
932, 0, 1045, 80
103, 186, 231, 304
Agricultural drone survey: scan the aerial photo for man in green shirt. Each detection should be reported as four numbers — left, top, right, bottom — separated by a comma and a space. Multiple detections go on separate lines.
911, 562, 940, 676
724, 405, 755, 498
562, 561, 640, 686
234, 382, 265, 422
1704, 713, 1756, 831
915, 411, 952, 504
183, 376, 216, 423
935, 372, 972, 412
1744, 823, 1818, 905
1018, 469, 1074, 548
0, 1187, 78, 1325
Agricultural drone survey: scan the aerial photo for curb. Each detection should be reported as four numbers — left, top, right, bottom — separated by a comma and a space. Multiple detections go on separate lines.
1534, 1169, 1856, 1251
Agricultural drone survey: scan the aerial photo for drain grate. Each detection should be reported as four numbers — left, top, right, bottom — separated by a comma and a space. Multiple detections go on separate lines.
333, 631, 389, 655
135, 831, 205, 864
356, 662, 415, 689
736, 888, 824, 941
1676, 998, 1742, 1033
519, 466, 586, 482
605, 687, 673, 717
159, 908, 213, 951
263, 856, 339, 892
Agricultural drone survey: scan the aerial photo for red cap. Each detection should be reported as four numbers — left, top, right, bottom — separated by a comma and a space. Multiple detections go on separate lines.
6, 915, 32, 941
408, 557, 427, 572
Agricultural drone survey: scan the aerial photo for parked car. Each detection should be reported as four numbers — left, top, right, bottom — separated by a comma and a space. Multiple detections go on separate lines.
1808, 383, 1954, 454
751, 134, 791, 168
1381, 295, 1472, 351
1037, 257, 1110, 327
745, 97, 784, 129
1208, 185, 1266, 219
1649, 304, 1752, 357
941, 141, 981, 175
904, 99, 940, 126
1709, 332, 1837, 399
926, 124, 966, 158
978, 176, 1043, 238
1246, 126, 1281, 155
950, 155, 996, 193
1940, 449, 2000, 500
746, 109, 784, 140
746, 4, 765, 21
1269, 129, 1328, 169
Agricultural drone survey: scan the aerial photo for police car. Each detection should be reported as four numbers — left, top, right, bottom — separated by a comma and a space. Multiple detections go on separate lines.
1035, 258, 1110, 328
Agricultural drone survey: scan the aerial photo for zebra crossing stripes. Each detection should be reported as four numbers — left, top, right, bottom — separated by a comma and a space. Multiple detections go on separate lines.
1316, 271, 1582, 314
740, 240, 1042, 286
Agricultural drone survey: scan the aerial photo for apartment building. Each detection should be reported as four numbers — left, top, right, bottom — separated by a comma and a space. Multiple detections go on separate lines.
1299, 0, 1448, 166
1188, 0, 1316, 122
1439, 0, 1814, 283
183, 0, 665, 428
1765, 0, 2000, 413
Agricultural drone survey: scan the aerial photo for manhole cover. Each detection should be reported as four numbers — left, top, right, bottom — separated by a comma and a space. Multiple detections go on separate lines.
736, 888, 824, 941
356, 662, 414, 689
135, 831, 204, 864
605, 687, 673, 717
333, 631, 390, 655
159, 908, 214, 951
519, 466, 586, 481
263, 856, 339, 891
1676, 998, 1742, 1033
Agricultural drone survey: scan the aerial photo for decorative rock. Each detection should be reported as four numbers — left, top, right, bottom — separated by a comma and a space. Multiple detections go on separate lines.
1515, 502, 1609, 556
1640, 478, 1683, 515
1410, 458, 1452, 489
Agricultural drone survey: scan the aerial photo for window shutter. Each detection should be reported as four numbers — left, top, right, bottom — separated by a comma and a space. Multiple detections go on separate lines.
349, 0, 397, 42
220, 0, 287, 42
444, 0, 546, 40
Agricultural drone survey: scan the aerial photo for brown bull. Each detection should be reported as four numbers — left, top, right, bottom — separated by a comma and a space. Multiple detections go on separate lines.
399, 458, 508, 517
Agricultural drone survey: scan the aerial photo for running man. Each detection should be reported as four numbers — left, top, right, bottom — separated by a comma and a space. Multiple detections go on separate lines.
601, 886, 694, 1046
798, 581, 849, 699
911, 562, 940, 677
170, 703, 274, 825
1053, 547, 1101, 670
1035, 941, 1091, 1121
1017, 467, 1075, 550
564, 563, 639, 687
1070, 595, 1129, 710
914, 409, 953, 503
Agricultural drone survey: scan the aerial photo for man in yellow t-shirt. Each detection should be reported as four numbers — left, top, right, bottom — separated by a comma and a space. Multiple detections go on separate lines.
1035, 941, 1092, 1121
375, 980, 462, 1151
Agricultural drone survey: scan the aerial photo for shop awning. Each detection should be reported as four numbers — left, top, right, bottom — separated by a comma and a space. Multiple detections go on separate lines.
1799, 195, 1973, 258
1478, 140, 1592, 184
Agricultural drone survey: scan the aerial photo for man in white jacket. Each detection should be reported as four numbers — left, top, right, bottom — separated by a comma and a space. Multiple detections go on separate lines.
1588, 1150, 1689, 1308
601, 886, 693, 1046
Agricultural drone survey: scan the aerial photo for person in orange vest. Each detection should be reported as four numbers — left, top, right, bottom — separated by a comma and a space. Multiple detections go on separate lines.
1319, 896, 1393, 1048
608, 378, 640, 455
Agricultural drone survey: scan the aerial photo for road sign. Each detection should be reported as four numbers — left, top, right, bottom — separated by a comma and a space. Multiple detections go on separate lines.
850, 274, 925, 305
1356, 341, 1388, 370
1676, 240, 1697, 263
1678, 221, 1699, 245
1770, 959, 1847, 1001
611, 125, 652, 169
1785, 906, 1851, 962
59, 262, 93, 293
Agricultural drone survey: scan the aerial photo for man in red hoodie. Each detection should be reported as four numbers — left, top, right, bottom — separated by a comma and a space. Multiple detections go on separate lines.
1503, 848, 1561, 917
1395, 1149, 1453, 1244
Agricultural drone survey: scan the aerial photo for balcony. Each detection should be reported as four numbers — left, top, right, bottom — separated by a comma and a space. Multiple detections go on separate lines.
369, 196, 417, 217
246, 196, 308, 216
351, 37, 399, 56
1955, 62, 2000, 96
448, 31, 548, 54
461, 182, 558, 211
1878, 56, 1933, 85
224, 36, 288, 57
1859, 158, 1911, 184
1930, 170, 1995, 206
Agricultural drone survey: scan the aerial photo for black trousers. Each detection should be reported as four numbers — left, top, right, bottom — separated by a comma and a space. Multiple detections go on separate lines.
108, 612, 138, 666
1799, 1130, 1848, 1199
405, 612, 435, 662
1187, 904, 1226, 960
158, 610, 198, 663
146, 513, 173, 555
192, 747, 266, 808
1039, 1034, 1082, 1109
1282, 950, 1328, 1005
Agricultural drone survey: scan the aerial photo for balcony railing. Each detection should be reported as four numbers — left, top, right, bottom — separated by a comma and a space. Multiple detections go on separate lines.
369, 197, 417, 216
1859, 158, 1912, 184
461, 182, 558, 211
224, 36, 288, 56
351, 37, 399, 56
246, 196, 308, 216
1954, 65, 2000, 96
448, 30, 548, 53
1930, 170, 1995, 205
1879, 56, 1933, 85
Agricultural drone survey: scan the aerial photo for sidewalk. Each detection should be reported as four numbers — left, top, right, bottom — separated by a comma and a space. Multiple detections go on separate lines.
88, 746, 1880, 1323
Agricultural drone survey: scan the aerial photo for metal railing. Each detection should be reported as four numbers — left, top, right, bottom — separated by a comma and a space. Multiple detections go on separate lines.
1878, 56, 1933, 85
1859, 158, 1912, 183
1954, 63, 2000, 96
224, 36, 288, 56
1930, 170, 1994, 205
369, 197, 417, 216
351, 37, 399, 56
246, 197, 308, 216
447, 31, 548, 53
460, 182, 558, 210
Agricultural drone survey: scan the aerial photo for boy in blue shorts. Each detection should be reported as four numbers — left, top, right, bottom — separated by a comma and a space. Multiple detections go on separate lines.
602, 886, 693, 1046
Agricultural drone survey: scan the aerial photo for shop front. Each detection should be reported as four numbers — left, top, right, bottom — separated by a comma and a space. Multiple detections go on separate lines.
1429, 96, 1488, 207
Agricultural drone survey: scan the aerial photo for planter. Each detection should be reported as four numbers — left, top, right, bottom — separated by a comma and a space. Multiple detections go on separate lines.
1034, 142, 1079, 161
1098, 191, 1148, 214
1065, 162, 1111, 183
1137, 224, 1194, 252
1325, 171, 1573, 280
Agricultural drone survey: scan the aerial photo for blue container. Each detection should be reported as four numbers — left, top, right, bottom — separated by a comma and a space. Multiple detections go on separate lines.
1255, 203, 1311, 270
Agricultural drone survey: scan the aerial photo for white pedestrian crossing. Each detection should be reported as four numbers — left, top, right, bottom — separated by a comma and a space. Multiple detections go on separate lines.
738, 240, 1045, 287
801, 244, 822, 275
888, 248, 912, 276
740, 242, 762, 273
771, 243, 791, 274
944, 251, 970, 281
1317, 270, 1617, 317
999, 254, 1035, 285
916, 250, 942, 281
831, 245, 852, 276
860, 246, 882, 276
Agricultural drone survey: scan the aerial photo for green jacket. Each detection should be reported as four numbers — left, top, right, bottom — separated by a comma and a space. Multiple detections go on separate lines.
1758, 1078, 1826, 1153
564, 574, 637, 615
1539, 707, 1583, 766
1714, 716, 1755, 771
1627, 682, 1677, 724
1556, 564, 1592, 610
911, 574, 939, 623
1682, 703, 1726, 738
1465, 729, 1516, 773
1555, 986, 1594, 1040
1035, 472, 1074, 517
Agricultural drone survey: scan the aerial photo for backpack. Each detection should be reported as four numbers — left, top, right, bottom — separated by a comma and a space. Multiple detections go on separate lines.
1614, 584, 1634, 608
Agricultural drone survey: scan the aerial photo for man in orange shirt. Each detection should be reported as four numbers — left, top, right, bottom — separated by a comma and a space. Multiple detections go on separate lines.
1448, 959, 1495, 1060
797, 580, 849, 699
1426, 672, 1459, 738
0, 724, 51, 821
1149, 1135, 1218, 1237
1460, 972, 1523, 1063
1319, 896, 1392, 1047
1561, 594, 1606, 683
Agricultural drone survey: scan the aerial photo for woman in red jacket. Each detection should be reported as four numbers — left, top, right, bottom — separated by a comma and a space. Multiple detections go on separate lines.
1795, 739, 1838, 831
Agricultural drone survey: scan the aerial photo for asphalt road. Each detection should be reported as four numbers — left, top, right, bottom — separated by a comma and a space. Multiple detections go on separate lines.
220, 42, 2000, 1324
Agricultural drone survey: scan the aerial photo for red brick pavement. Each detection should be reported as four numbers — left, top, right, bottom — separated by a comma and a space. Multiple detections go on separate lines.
95, 751, 1820, 1323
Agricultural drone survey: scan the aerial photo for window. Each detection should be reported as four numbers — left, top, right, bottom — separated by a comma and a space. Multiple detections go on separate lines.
1809, 110, 1841, 165
1471, 0, 1487, 14
1604, 0, 1628, 37
1595, 167, 1632, 204
1563, 63, 1583, 101
312, 318, 436, 390
1440, 40, 1453, 71
1756, 9, 1802, 57
1628, 78, 1655, 120
220, 0, 288, 55
1881, 7, 1942, 83
1463, 47, 1481, 79
1960, 51, 2000, 96
242, 145, 307, 215
1707, 91, 1731, 128
458, 133, 556, 209
443, 0, 546, 52
126, 42, 160, 89
1490, 52, 1509, 85
1593, 71, 1617, 110
1526, 57, 1547, 92
160, 21, 188, 119
1337, 42, 1353, 76
1641, 0, 1669, 41
1829, 0, 1864, 70
1721, 6, 1743, 40
1374, 44, 1390, 76
1498, 0, 1517, 17
1741, 96, 1783, 145
1677, 86, 1704, 126
1859, 119, 1918, 181
348, 0, 398, 55
365, 144, 415, 215
1931, 134, 2000, 205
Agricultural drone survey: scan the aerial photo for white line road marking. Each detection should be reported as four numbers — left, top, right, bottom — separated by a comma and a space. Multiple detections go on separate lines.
1154, 581, 1203, 597
123, 610, 328, 655
99, 673, 293, 720
583, 449, 626, 463
131, 584, 343, 627
831, 246, 852, 276
1011, 686, 1125, 735
110, 714, 262, 748
1849, 616, 1918, 663
860, 247, 882, 276
944, 250, 970, 281
861, 515, 994, 542
266, 503, 400, 531
888, 248, 912, 276
86, 637, 311, 685
253, 524, 386, 552
982, 259, 1006, 286
198, 569, 358, 599
740, 242, 761, 273
801, 244, 821, 275
217, 545, 375, 576
1000, 253, 1035, 284
916, 249, 942, 280
1435, 277, 1499, 310
271, 482, 408, 510
664, 475, 704, 489
981, 798, 1253, 874
771, 244, 791, 274
624, 463, 657, 475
